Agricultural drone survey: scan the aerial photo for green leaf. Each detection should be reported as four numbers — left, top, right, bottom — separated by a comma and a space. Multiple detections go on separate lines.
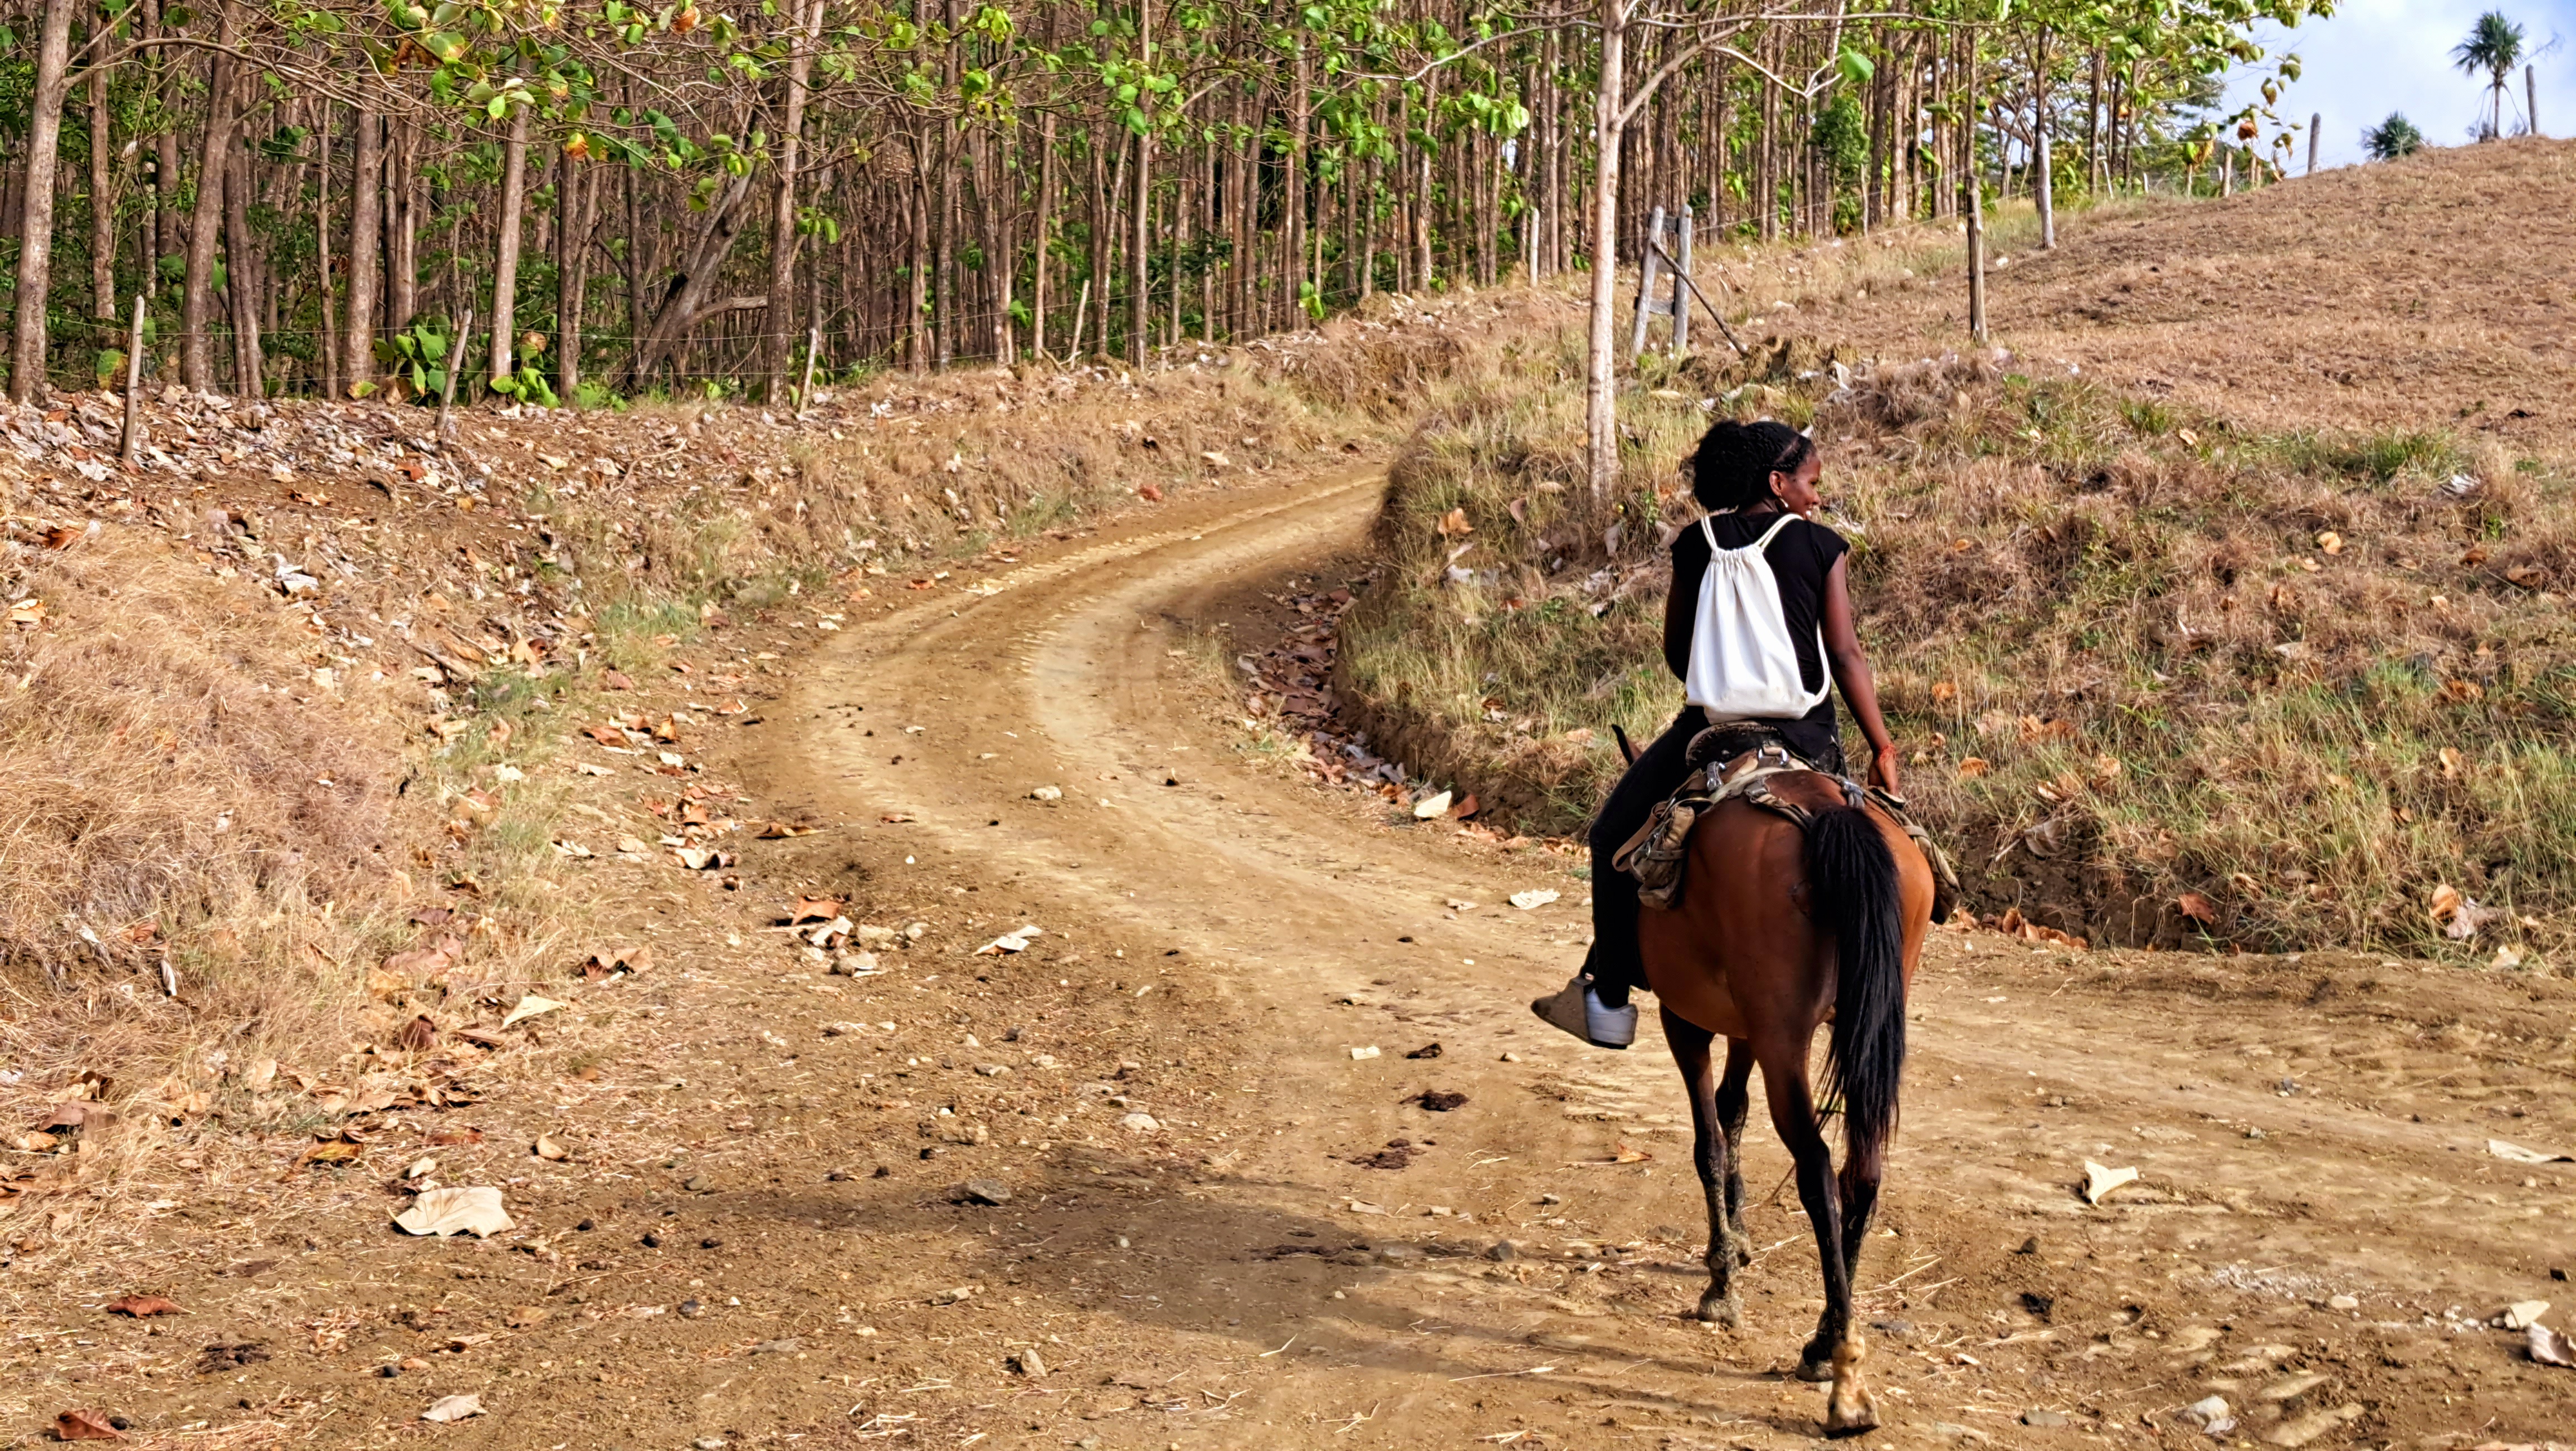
1835, 47, 1874, 86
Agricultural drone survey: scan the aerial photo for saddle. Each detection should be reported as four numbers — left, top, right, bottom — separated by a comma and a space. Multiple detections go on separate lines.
1613, 726, 1961, 922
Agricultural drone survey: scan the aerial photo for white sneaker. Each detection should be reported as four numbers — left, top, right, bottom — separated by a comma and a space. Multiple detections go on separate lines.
1530, 973, 1638, 1049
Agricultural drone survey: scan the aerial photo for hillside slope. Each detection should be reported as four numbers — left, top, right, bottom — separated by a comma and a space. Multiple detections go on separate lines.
1339, 141, 2576, 956
1787, 138, 2576, 446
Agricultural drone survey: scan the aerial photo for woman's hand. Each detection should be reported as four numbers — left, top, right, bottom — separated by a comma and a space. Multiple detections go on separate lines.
1868, 742, 1903, 797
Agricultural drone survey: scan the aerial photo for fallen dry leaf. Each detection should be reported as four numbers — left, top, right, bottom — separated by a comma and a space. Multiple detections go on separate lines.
2533, 1322, 2576, 1369
501, 995, 567, 1029
104, 1295, 182, 1318
2431, 881, 2463, 923
2175, 891, 2217, 926
2081, 1160, 2140, 1205
419, 1392, 485, 1423
52, 1409, 123, 1440
533, 1134, 568, 1162
396, 1015, 441, 1052
1956, 757, 1990, 778
394, 1186, 514, 1238
789, 897, 842, 924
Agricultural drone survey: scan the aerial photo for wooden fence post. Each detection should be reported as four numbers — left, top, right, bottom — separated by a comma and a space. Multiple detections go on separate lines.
1671, 203, 1692, 354
118, 294, 144, 465
1629, 205, 1666, 361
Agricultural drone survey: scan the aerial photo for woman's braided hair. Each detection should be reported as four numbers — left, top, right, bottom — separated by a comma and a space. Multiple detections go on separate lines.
1688, 420, 1814, 512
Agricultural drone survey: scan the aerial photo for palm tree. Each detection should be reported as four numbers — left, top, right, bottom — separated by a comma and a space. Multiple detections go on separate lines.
2453, 11, 2528, 140
2363, 113, 2426, 160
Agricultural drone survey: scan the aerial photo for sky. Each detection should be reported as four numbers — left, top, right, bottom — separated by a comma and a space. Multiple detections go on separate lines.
2221, 0, 2576, 169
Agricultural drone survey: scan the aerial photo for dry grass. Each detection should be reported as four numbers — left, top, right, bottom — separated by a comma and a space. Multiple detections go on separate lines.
1771, 137, 2576, 450
1339, 153, 2576, 961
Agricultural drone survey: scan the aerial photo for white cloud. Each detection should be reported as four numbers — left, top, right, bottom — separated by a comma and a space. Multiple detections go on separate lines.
2224, 0, 2576, 168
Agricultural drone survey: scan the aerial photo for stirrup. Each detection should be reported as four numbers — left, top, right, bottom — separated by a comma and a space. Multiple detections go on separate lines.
1530, 973, 1637, 1050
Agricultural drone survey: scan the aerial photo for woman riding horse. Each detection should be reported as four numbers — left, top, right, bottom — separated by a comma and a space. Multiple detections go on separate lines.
1533, 418, 1902, 1049
1529, 418, 1934, 1436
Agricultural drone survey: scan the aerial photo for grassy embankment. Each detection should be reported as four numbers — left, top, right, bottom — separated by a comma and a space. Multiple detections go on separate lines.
1338, 204, 2576, 958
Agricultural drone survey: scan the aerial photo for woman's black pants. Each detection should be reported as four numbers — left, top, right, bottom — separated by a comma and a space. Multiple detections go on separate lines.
1583, 709, 1706, 1008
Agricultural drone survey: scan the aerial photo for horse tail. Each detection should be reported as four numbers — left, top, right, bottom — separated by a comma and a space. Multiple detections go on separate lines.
1807, 804, 1907, 1163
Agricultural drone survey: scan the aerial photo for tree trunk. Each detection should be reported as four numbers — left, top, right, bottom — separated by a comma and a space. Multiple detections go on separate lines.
488, 103, 530, 386
387, 118, 419, 334
87, 48, 113, 326
1031, 110, 1055, 358
762, 0, 818, 401
619, 171, 760, 389
179, 2, 240, 393
1584, 0, 1624, 499
223, 139, 262, 396
558, 157, 592, 401
316, 109, 340, 400
343, 104, 382, 394
1131, 126, 1152, 364
7, 0, 75, 401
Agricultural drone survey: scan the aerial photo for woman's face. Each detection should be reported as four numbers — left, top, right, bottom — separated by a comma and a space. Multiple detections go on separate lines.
1770, 452, 1824, 517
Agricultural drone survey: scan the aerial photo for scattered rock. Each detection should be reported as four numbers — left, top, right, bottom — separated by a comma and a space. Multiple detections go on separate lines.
677, 1299, 704, 1319
1348, 1045, 1380, 1060
2325, 1293, 2359, 1311
1119, 1112, 1160, 1132
2501, 1299, 2551, 1330
2021, 1410, 2069, 1428
958, 1178, 1012, 1206
1404, 1043, 1442, 1059
1485, 1240, 1519, 1261
104, 1295, 182, 1318
1409, 1089, 1468, 1112
2179, 1395, 2235, 1437
1009, 1347, 1048, 1378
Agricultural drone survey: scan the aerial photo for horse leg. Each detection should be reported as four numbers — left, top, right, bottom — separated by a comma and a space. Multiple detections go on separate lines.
1716, 1036, 1755, 1266
1756, 1041, 1877, 1436
1661, 1006, 1741, 1326
1837, 1133, 1886, 1302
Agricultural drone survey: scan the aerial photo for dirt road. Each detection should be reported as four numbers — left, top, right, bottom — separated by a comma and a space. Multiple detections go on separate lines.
20, 466, 2573, 1450
758, 467, 2576, 1448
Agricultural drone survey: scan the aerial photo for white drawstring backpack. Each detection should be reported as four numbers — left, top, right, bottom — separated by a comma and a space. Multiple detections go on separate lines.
1682, 513, 1829, 723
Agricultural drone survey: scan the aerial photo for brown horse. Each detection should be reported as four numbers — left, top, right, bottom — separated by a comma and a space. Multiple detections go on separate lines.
1637, 771, 1936, 1436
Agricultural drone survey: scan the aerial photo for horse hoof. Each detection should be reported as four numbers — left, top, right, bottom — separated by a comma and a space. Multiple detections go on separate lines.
1825, 1387, 1881, 1437
1694, 1292, 1741, 1328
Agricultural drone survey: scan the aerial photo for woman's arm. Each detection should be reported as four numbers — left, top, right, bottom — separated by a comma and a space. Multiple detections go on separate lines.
1662, 571, 1695, 681
1819, 554, 1901, 794
1662, 533, 1709, 681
